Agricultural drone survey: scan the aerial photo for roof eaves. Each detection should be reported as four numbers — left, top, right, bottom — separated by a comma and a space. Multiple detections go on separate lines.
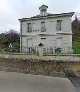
18, 12, 75, 22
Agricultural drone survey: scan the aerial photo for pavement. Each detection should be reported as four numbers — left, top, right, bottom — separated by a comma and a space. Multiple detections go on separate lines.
0, 71, 75, 92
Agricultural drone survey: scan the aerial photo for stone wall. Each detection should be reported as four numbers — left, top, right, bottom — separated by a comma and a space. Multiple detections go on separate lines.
0, 58, 80, 77
1, 53, 80, 61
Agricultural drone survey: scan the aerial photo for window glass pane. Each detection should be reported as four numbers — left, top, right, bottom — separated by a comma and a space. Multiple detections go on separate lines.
41, 38, 46, 46
41, 22, 46, 32
27, 23, 32, 32
57, 20, 62, 31
41, 22, 45, 27
41, 9, 46, 16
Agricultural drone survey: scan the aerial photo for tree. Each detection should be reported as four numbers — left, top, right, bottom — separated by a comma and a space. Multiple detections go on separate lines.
72, 16, 80, 35
0, 29, 20, 52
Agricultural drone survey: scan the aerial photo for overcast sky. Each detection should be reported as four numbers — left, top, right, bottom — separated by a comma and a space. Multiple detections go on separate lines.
0, 0, 80, 33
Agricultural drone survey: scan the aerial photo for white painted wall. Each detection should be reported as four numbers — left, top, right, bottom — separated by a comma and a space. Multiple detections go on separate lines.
21, 16, 72, 53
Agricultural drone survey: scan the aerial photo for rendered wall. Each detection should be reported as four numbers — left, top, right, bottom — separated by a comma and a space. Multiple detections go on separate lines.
20, 16, 72, 53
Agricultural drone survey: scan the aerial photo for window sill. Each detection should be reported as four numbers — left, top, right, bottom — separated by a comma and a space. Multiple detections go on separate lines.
56, 31, 63, 33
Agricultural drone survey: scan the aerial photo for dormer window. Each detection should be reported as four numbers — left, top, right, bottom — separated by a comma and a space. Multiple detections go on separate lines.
39, 5, 48, 16
41, 9, 46, 16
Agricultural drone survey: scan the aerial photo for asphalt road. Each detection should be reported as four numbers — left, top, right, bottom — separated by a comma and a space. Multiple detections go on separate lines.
0, 71, 75, 92
64, 70, 80, 92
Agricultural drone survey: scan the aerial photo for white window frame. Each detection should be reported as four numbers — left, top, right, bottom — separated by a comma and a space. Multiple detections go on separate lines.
41, 21, 46, 32
56, 20, 62, 31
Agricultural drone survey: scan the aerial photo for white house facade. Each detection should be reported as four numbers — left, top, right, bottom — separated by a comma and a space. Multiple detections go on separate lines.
19, 5, 74, 54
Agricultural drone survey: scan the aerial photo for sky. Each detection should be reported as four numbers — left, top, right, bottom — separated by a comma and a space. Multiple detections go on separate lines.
0, 0, 80, 33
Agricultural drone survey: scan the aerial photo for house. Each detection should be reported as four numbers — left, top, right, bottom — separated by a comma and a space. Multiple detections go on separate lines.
19, 5, 74, 53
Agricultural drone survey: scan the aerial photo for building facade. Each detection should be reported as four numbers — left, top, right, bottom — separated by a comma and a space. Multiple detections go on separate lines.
19, 5, 74, 53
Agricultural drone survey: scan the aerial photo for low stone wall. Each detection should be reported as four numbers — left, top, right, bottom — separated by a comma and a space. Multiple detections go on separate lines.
0, 58, 80, 77
0, 53, 80, 61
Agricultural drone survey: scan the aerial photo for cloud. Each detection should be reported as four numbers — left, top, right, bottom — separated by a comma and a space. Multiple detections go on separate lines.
21, 0, 80, 17
0, 0, 80, 33
0, 0, 19, 33
21, 0, 51, 18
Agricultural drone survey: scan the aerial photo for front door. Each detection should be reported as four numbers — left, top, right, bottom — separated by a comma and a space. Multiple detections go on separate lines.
40, 38, 46, 46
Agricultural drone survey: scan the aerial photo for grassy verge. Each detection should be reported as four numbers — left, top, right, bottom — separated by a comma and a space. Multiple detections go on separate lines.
73, 41, 80, 53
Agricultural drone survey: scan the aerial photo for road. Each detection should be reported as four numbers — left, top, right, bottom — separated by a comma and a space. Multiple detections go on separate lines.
64, 70, 80, 92
0, 71, 75, 92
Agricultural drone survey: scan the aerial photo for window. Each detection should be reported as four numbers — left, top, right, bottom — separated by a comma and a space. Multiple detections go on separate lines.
27, 38, 33, 47
41, 9, 46, 16
57, 20, 62, 31
41, 38, 46, 39
41, 38, 46, 46
27, 23, 32, 32
56, 37, 62, 48
41, 21, 46, 32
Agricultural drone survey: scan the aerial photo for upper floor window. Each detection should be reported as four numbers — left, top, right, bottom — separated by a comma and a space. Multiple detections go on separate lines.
56, 20, 62, 31
27, 23, 32, 32
41, 21, 46, 32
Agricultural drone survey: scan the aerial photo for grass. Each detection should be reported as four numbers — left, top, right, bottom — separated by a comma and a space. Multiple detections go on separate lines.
72, 34, 80, 53
73, 41, 80, 53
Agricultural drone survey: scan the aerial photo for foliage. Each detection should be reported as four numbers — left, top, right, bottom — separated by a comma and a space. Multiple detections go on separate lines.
72, 17, 80, 35
73, 35, 80, 54
72, 17, 80, 53
72, 34, 80, 41
0, 29, 20, 52
73, 41, 80, 53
